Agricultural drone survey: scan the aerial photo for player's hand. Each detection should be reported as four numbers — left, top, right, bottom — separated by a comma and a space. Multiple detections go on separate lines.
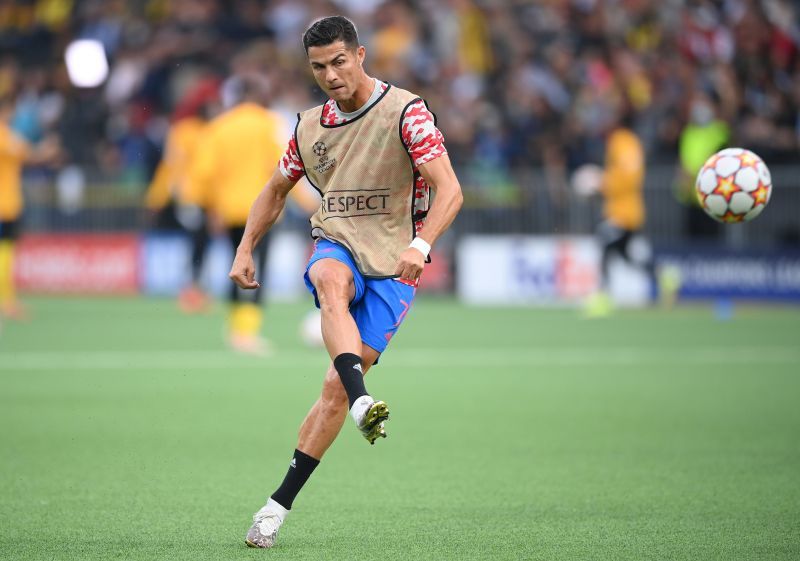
229, 250, 260, 289
394, 247, 425, 282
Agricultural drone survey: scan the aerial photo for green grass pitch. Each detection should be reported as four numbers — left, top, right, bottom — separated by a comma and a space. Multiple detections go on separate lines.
1, 297, 799, 560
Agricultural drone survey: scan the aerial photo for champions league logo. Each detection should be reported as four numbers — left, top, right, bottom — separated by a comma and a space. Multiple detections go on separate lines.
312, 141, 328, 157
312, 140, 336, 174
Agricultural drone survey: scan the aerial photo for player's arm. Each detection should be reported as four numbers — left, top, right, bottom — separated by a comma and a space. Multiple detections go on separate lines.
145, 127, 178, 210
229, 168, 298, 289
0, 131, 30, 160
394, 153, 463, 281
144, 160, 171, 210
1, 131, 60, 166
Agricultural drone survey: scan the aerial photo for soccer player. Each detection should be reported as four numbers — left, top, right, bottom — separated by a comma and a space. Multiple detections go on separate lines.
0, 94, 59, 320
584, 113, 660, 317
192, 74, 316, 354
145, 79, 219, 313
228, 16, 463, 549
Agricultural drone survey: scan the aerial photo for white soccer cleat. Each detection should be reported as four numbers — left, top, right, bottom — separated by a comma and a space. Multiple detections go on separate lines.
245, 501, 287, 548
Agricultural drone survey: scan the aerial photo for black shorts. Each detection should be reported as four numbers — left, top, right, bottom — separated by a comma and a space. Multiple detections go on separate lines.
0, 220, 19, 241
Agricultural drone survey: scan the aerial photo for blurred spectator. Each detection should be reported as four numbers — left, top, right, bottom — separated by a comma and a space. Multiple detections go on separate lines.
677, 89, 730, 239
0, 0, 794, 240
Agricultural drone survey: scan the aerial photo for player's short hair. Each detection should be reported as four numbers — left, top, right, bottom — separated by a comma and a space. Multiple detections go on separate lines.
302, 16, 359, 54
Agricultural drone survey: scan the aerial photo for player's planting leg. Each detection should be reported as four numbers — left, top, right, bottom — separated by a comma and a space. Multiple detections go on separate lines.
246, 348, 379, 548
0, 239, 25, 319
228, 302, 271, 355
245, 498, 288, 548
657, 264, 682, 309
584, 223, 620, 318
0, 240, 14, 310
227, 227, 270, 354
245, 450, 318, 549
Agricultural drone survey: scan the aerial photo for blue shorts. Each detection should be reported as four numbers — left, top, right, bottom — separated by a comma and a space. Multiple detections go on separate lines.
304, 239, 417, 355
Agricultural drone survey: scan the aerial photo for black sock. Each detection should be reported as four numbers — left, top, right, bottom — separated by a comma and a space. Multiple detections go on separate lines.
333, 353, 368, 408
270, 449, 320, 510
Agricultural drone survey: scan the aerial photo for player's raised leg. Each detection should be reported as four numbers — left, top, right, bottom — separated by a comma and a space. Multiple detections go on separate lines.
297, 344, 384, 458
309, 258, 361, 356
307, 258, 389, 443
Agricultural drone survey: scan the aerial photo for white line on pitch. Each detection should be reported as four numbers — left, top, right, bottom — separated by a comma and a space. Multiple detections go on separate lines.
0, 347, 797, 371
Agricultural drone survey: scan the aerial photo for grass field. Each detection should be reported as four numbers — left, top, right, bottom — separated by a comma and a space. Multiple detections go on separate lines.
1, 296, 799, 560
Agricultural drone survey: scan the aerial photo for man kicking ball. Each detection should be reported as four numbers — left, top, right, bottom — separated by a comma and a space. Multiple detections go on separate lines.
228, 15, 462, 549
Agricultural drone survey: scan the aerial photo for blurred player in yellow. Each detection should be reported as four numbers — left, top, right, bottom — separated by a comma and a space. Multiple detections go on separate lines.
583, 112, 662, 317
192, 74, 316, 354
0, 94, 59, 320
145, 79, 220, 313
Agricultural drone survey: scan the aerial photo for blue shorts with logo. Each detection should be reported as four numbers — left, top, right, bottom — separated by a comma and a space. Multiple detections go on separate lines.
304, 239, 416, 355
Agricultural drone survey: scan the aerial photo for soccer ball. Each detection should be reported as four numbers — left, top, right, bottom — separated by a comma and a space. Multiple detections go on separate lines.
695, 148, 772, 223
299, 310, 325, 348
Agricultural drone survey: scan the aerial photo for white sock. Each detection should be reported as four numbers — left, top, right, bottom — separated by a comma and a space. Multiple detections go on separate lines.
264, 498, 289, 521
349, 395, 373, 425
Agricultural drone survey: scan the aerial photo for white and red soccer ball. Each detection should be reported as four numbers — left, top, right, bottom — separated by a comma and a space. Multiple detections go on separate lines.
695, 148, 772, 223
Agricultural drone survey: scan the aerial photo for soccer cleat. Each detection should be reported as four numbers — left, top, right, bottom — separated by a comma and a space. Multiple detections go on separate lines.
177, 286, 210, 314
357, 400, 390, 445
245, 503, 286, 548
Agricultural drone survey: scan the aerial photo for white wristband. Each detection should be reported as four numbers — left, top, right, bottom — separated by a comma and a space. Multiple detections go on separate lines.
409, 237, 431, 258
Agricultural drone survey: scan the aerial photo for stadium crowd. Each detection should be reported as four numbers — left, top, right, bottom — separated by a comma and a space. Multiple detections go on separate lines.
0, 0, 798, 209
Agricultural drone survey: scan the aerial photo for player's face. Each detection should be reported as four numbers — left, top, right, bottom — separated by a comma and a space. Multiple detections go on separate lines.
307, 41, 366, 104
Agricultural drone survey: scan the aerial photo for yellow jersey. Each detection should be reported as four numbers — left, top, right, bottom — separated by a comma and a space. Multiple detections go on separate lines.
191, 103, 287, 227
144, 116, 207, 209
602, 128, 645, 231
0, 123, 29, 221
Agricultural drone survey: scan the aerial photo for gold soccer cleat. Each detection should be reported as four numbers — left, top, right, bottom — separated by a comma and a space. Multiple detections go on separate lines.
358, 401, 390, 445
